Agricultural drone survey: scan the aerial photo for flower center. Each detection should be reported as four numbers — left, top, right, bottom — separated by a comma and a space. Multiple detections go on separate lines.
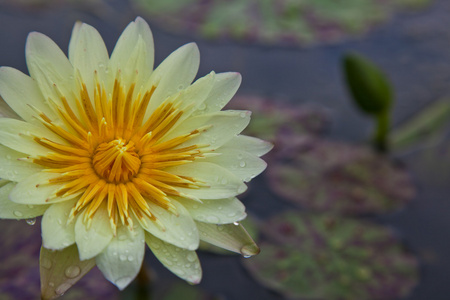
92, 139, 141, 183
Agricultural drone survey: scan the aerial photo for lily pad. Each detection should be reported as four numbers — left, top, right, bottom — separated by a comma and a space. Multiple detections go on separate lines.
0, 220, 118, 300
243, 212, 419, 300
229, 95, 330, 146
267, 139, 415, 215
132, 0, 432, 46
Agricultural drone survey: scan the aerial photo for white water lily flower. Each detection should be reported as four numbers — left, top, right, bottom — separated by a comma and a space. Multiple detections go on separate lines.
0, 17, 271, 290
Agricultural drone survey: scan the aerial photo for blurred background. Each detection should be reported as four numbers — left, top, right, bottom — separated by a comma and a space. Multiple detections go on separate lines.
1, 0, 450, 299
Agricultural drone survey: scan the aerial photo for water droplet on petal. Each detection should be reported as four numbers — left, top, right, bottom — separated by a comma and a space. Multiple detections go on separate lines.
26, 218, 36, 226
13, 210, 23, 217
198, 103, 206, 110
128, 255, 134, 262
207, 216, 219, 223
220, 178, 228, 185
186, 253, 196, 262
119, 254, 127, 261
41, 257, 52, 269
64, 266, 81, 278
239, 161, 246, 167
233, 222, 239, 226
27, 205, 34, 209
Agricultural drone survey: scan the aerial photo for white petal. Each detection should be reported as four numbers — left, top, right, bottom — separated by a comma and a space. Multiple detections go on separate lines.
199, 72, 241, 114
166, 162, 247, 200
96, 225, 146, 290
138, 198, 199, 250
68, 23, 109, 98
9, 171, 65, 205
0, 181, 48, 219
196, 221, 259, 256
164, 72, 215, 126
163, 110, 251, 150
110, 17, 154, 91
0, 117, 67, 156
221, 135, 273, 157
75, 204, 114, 260
42, 199, 77, 250
202, 148, 267, 182
0, 145, 42, 182
0, 67, 58, 124
144, 43, 199, 119
26, 32, 78, 117
181, 197, 246, 224
146, 233, 202, 283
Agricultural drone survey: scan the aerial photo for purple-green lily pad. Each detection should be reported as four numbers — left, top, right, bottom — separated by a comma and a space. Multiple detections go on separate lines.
267, 139, 415, 215
132, 0, 432, 46
229, 95, 330, 146
0, 220, 118, 300
243, 211, 419, 300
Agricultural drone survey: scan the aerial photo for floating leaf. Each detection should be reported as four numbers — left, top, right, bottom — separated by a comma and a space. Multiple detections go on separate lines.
229, 95, 330, 146
40, 245, 96, 299
267, 139, 415, 215
131, 0, 432, 46
243, 212, 419, 300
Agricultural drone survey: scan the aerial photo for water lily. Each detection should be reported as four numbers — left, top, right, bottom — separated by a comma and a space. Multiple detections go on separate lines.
0, 17, 271, 290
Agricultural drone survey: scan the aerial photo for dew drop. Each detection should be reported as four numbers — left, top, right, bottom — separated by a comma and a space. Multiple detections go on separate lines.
243, 255, 251, 258
57, 219, 63, 225
128, 255, 134, 262
207, 216, 219, 223
228, 212, 236, 217
178, 84, 184, 91
27, 205, 34, 209
237, 153, 243, 159
186, 253, 196, 262
55, 283, 72, 296
41, 257, 52, 269
233, 222, 239, 226
239, 161, 246, 167
64, 265, 81, 278
119, 254, 127, 261
26, 218, 36, 226
217, 225, 224, 232
197, 103, 206, 110
220, 178, 228, 185
13, 210, 23, 217
113, 252, 118, 256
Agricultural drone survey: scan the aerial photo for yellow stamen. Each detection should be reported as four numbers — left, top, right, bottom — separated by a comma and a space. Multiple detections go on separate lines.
32, 76, 207, 233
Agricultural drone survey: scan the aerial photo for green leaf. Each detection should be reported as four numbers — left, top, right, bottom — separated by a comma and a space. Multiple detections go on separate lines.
243, 212, 419, 300
391, 99, 450, 151
343, 53, 393, 115
40, 245, 96, 300
195, 222, 260, 256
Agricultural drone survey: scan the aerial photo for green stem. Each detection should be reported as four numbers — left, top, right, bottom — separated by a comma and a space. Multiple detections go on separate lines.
372, 109, 390, 153
135, 266, 152, 300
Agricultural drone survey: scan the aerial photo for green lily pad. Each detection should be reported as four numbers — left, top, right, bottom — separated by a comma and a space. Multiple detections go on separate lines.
0, 220, 118, 300
229, 95, 330, 145
267, 139, 415, 215
132, 0, 432, 46
243, 212, 419, 300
